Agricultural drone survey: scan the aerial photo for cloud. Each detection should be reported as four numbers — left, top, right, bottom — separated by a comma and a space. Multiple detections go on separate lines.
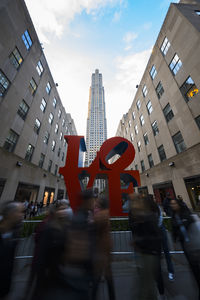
124, 45, 132, 51
143, 22, 152, 30
123, 31, 138, 44
25, 0, 124, 43
112, 11, 121, 22
105, 47, 152, 136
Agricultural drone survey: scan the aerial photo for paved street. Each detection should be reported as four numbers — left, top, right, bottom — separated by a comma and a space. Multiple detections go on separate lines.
10, 253, 198, 300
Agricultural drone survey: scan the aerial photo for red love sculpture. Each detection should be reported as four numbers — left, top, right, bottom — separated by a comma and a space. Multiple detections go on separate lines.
59, 136, 140, 216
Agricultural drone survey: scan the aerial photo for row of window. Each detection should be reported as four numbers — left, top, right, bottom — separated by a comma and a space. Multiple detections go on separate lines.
3, 129, 66, 169
135, 130, 189, 172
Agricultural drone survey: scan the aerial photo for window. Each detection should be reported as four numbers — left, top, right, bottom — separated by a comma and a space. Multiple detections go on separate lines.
160, 37, 170, 55
49, 113, 54, 124
135, 125, 139, 135
44, 131, 50, 144
180, 76, 199, 103
140, 115, 145, 126
55, 123, 59, 133
53, 98, 57, 108
143, 132, 149, 145
58, 109, 62, 118
62, 119, 65, 127
152, 120, 159, 136
195, 115, 200, 130
146, 100, 153, 115
172, 131, 186, 153
141, 160, 145, 172
34, 118, 41, 134
62, 152, 65, 161
18, 100, 29, 120
163, 103, 174, 122
22, 30, 32, 50
58, 147, 61, 157
9, 48, 23, 69
195, 10, 200, 16
150, 65, 157, 80
52, 140, 56, 152
40, 98, 47, 112
48, 160, 52, 172
46, 82, 51, 94
148, 154, 154, 168
29, 78, 37, 95
39, 153, 45, 168
156, 82, 164, 99
54, 164, 58, 176
36, 60, 44, 76
25, 144, 34, 162
130, 133, 134, 142
158, 145, 166, 161
132, 111, 135, 120
136, 100, 141, 110
128, 120, 131, 127
137, 141, 141, 152
4, 129, 19, 152
142, 85, 148, 97
0, 70, 10, 96
135, 165, 138, 170
60, 132, 63, 141
169, 54, 182, 75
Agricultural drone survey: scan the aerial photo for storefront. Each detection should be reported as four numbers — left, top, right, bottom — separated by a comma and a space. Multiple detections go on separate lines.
43, 187, 55, 206
185, 175, 200, 211
14, 182, 39, 203
153, 181, 176, 204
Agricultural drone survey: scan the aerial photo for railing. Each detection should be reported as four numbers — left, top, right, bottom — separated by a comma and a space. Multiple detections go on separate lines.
15, 217, 184, 259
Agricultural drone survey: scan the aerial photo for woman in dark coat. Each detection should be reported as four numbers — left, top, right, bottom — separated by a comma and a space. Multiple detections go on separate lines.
170, 198, 200, 299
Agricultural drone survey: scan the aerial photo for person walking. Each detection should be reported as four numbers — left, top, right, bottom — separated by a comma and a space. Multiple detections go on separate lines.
129, 193, 163, 300
0, 201, 24, 299
170, 198, 200, 300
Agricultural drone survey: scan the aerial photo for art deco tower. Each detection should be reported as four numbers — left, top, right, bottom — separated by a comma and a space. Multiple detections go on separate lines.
85, 69, 107, 174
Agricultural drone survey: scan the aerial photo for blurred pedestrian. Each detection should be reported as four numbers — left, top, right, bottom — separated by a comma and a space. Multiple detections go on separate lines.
92, 196, 115, 300
0, 201, 24, 299
129, 193, 162, 300
170, 198, 200, 299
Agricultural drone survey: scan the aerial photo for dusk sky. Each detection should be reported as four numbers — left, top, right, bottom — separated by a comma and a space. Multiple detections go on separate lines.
25, 0, 179, 138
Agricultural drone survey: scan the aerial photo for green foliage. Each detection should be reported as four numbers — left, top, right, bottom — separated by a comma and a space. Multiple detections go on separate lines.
20, 215, 45, 237
110, 218, 129, 231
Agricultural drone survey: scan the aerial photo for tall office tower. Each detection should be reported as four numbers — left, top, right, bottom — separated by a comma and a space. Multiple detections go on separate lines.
85, 69, 107, 191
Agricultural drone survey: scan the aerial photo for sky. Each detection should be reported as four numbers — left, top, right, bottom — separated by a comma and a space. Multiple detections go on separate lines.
24, 0, 179, 138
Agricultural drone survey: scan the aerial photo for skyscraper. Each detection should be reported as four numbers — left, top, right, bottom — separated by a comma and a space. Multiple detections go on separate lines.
85, 69, 107, 191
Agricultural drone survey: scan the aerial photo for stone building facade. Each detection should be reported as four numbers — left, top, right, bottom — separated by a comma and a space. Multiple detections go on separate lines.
116, 0, 200, 209
0, 0, 77, 205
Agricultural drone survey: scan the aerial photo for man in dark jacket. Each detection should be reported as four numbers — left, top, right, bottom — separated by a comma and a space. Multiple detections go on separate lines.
0, 201, 24, 298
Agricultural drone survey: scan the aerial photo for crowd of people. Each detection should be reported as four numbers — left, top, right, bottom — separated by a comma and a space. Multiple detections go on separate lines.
0, 191, 200, 300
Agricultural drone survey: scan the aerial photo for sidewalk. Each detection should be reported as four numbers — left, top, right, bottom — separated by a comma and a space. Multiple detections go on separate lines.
10, 254, 199, 300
